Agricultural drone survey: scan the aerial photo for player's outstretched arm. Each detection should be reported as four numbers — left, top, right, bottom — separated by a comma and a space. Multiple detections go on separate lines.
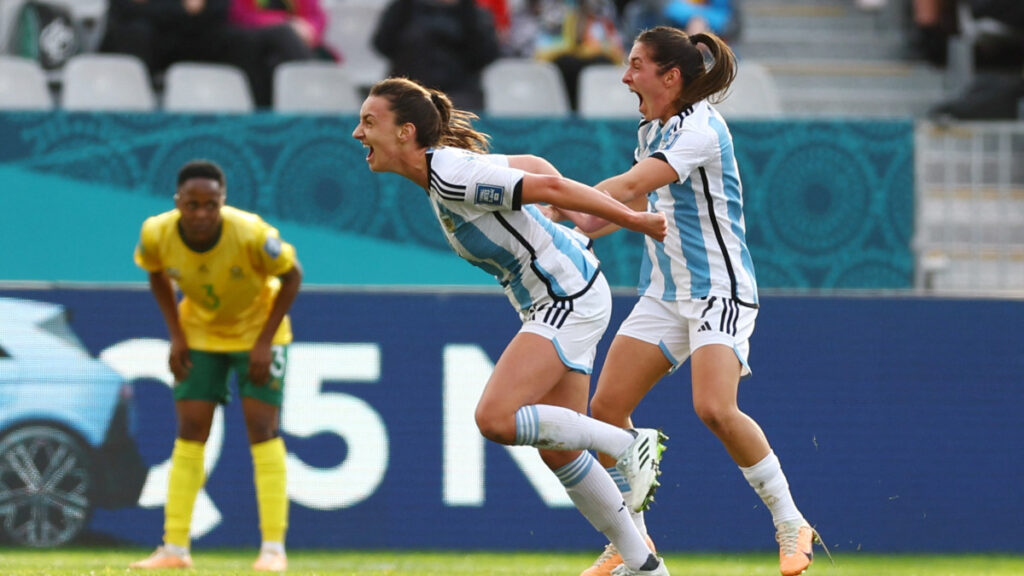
521, 173, 666, 242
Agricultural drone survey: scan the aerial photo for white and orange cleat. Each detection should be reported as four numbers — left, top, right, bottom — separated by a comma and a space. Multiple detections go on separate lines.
776, 520, 815, 576
253, 549, 288, 572
129, 545, 193, 569
581, 536, 657, 576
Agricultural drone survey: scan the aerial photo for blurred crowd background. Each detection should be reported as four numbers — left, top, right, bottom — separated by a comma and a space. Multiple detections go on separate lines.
0, 0, 1021, 119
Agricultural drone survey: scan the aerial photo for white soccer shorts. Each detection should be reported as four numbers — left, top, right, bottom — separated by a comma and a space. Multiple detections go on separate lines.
617, 295, 757, 377
520, 273, 612, 374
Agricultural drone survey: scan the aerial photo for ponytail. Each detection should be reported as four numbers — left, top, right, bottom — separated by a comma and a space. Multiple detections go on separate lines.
428, 89, 490, 154
370, 78, 490, 154
685, 32, 737, 107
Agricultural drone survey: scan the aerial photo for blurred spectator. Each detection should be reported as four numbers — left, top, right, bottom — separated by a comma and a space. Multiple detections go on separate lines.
229, 0, 341, 62
515, 0, 625, 110
910, 0, 957, 66
928, 0, 1024, 120
477, 0, 512, 46
662, 0, 738, 39
962, 0, 1024, 70
100, 0, 315, 108
372, 0, 501, 111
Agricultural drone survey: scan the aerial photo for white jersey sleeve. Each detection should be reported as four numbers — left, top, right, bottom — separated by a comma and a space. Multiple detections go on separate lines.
652, 127, 717, 184
427, 149, 524, 212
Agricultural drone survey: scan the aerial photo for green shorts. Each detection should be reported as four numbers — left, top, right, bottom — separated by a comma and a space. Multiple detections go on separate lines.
174, 345, 288, 407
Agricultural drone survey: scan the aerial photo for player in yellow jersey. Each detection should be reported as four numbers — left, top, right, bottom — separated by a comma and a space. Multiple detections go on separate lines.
130, 160, 302, 572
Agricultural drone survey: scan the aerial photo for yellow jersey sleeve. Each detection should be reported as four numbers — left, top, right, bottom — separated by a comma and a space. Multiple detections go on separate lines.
134, 212, 174, 273
251, 224, 298, 279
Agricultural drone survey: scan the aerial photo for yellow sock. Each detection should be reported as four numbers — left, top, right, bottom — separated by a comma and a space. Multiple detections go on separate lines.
164, 438, 206, 549
252, 437, 289, 544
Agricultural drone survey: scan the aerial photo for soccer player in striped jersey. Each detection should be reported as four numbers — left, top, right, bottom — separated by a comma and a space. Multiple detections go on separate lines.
354, 77, 670, 576
130, 160, 301, 572
549, 27, 819, 576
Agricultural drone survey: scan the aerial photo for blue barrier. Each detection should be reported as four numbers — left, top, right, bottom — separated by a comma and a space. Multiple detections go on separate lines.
0, 287, 1019, 553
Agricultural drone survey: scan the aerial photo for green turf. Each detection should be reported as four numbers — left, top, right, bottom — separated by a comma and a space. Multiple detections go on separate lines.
0, 548, 1022, 576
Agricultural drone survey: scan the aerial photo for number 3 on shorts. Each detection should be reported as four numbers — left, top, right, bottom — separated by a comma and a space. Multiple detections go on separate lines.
269, 345, 287, 380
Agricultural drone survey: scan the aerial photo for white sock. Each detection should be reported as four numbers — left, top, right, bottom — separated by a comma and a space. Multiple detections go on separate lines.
163, 543, 189, 556
605, 465, 649, 538
740, 451, 803, 526
260, 541, 285, 555
514, 405, 634, 456
556, 452, 654, 570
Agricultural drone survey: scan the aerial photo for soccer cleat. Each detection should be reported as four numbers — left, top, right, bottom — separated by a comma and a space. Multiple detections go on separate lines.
129, 546, 193, 569
615, 428, 668, 513
609, 556, 669, 576
776, 520, 815, 576
581, 536, 657, 576
253, 549, 288, 571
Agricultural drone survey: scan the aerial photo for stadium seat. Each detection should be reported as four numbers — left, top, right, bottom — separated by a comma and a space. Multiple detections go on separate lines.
577, 64, 638, 119
162, 62, 254, 113
0, 55, 53, 110
60, 53, 156, 112
274, 61, 361, 114
481, 58, 570, 117
323, 0, 388, 89
714, 59, 783, 119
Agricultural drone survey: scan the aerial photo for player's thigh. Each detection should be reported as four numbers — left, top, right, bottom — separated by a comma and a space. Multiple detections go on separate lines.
537, 369, 591, 414
480, 281, 610, 418
591, 297, 682, 422
591, 334, 673, 424
478, 331, 570, 418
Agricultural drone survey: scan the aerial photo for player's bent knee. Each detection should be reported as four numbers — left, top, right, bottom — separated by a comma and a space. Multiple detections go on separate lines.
474, 409, 515, 445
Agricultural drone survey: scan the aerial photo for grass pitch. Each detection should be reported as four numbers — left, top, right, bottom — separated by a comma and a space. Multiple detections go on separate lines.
0, 548, 1022, 576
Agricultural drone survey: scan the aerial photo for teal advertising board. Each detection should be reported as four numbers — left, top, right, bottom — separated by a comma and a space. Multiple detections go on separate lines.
0, 112, 914, 289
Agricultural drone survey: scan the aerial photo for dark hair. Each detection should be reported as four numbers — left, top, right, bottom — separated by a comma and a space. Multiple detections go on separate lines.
369, 77, 490, 154
177, 159, 226, 190
635, 26, 737, 111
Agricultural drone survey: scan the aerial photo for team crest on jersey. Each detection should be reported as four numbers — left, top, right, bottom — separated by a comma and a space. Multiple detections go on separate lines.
475, 184, 504, 206
230, 266, 243, 279
440, 214, 456, 233
264, 236, 282, 259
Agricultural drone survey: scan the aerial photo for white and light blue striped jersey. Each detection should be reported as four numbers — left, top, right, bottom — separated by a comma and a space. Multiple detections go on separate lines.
425, 147, 601, 314
634, 100, 758, 307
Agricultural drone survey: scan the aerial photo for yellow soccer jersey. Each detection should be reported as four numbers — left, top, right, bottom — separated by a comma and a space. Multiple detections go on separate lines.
134, 206, 297, 352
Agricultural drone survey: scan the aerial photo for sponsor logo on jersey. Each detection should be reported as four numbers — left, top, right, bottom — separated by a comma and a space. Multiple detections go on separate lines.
475, 184, 504, 206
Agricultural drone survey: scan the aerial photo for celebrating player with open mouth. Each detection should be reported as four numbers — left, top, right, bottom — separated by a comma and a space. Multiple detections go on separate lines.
354, 76, 670, 576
